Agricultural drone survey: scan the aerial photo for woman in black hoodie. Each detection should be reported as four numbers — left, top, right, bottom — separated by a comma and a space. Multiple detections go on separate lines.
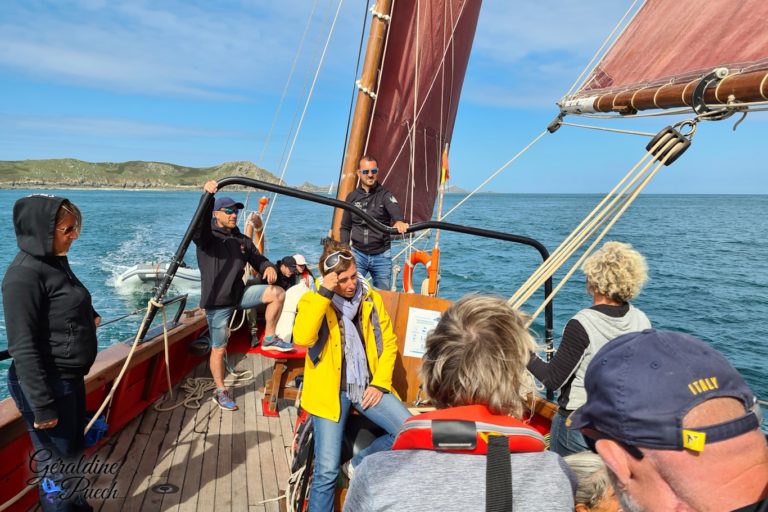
3, 195, 100, 511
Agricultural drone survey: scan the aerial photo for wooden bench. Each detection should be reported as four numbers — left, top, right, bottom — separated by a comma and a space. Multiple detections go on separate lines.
254, 345, 307, 417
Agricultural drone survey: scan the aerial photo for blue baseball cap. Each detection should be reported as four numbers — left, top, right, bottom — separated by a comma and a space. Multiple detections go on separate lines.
213, 196, 244, 211
569, 329, 759, 452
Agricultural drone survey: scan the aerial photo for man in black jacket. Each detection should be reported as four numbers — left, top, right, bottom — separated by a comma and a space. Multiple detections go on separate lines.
340, 155, 409, 290
196, 181, 291, 411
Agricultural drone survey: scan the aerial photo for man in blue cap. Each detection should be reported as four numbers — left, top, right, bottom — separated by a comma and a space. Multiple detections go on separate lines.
195, 181, 292, 411
569, 329, 767, 512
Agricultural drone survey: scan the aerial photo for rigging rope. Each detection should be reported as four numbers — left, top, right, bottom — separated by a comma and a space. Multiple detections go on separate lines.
243, 0, 320, 217
564, 0, 642, 97
390, 129, 548, 262
260, 0, 346, 241
83, 298, 172, 436
509, 128, 691, 325
559, 121, 656, 137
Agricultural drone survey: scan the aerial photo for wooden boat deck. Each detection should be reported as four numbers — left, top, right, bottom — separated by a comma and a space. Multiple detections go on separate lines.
28, 351, 297, 512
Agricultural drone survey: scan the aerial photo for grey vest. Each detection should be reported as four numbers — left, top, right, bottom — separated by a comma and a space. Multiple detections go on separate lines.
564, 305, 651, 410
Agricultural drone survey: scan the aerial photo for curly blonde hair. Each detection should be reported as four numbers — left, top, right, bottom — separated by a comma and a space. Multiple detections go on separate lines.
419, 294, 535, 417
582, 241, 648, 303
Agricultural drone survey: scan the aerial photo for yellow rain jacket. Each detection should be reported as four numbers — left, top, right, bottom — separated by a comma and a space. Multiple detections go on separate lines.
293, 283, 399, 422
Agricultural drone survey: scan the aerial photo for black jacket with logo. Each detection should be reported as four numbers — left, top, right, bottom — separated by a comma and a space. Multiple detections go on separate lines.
2, 195, 99, 423
340, 183, 405, 255
193, 199, 275, 309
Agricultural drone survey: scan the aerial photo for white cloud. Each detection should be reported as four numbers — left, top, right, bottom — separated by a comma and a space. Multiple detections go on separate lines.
0, 0, 360, 99
464, 0, 639, 107
1, 113, 247, 138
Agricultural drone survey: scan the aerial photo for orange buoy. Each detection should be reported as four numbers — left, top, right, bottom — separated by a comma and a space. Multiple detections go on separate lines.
403, 249, 440, 295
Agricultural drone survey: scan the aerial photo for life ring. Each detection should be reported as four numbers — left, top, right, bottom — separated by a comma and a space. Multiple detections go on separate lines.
403, 250, 439, 295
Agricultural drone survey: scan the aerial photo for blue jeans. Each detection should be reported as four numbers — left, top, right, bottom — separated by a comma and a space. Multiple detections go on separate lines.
352, 247, 392, 290
308, 391, 411, 511
550, 411, 589, 456
205, 284, 270, 348
8, 365, 92, 511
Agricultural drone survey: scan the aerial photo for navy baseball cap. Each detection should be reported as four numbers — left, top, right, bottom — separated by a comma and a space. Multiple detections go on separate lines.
213, 196, 244, 211
569, 329, 759, 453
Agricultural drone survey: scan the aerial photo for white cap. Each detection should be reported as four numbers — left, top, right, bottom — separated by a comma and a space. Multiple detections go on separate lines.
293, 254, 307, 266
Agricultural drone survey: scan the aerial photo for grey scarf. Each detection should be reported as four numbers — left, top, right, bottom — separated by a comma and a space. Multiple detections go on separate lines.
331, 280, 368, 404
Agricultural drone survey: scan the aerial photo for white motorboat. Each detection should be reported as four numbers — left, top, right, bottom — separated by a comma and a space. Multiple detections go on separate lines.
115, 262, 200, 288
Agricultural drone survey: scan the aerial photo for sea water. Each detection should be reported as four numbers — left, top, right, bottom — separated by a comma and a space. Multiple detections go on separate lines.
0, 190, 766, 425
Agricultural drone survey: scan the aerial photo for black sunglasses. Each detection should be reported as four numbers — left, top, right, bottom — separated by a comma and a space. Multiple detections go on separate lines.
581, 427, 645, 460
360, 168, 379, 176
219, 207, 239, 215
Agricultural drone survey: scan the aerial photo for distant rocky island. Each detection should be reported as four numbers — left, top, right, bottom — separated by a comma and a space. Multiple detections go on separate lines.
0, 158, 470, 193
0, 159, 283, 190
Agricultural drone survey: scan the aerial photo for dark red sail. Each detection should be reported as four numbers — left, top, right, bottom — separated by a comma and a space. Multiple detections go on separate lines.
364, 0, 482, 223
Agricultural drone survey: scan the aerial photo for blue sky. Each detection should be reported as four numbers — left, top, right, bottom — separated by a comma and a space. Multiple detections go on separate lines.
0, 0, 764, 193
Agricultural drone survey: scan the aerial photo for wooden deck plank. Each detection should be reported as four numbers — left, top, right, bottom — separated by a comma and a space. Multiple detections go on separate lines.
255, 354, 281, 512
193, 396, 220, 511
99, 398, 160, 512
231, 354, 251, 511
270, 406, 291, 500
279, 399, 295, 450
121, 396, 173, 511
178, 366, 216, 512
141, 388, 190, 511
159, 400, 200, 512
29, 350, 305, 512
91, 411, 143, 511
245, 353, 267, 511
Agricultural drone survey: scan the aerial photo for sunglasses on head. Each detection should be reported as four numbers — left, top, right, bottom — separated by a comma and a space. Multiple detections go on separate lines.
219, 207, 239, 215
323, 251, 354, 271
56, 224, 79, 236
581, 427, 645, 460
360, 168, 378, 176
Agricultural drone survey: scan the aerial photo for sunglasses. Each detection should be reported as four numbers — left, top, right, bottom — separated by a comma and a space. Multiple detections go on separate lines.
581, 427, 645, 460
360, 168, 379, 176
323, 251, 354, 271
219, 207, 239, 215
56, 224, 79, 236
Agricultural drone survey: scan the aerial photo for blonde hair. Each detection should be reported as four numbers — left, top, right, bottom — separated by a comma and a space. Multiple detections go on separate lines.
56, 200, 82, 233
564, 452, 614, 510
582, 241, 647, 302
419, 294, 535, 417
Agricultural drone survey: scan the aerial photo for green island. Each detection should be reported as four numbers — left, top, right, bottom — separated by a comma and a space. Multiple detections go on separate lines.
0, 158, 468, 193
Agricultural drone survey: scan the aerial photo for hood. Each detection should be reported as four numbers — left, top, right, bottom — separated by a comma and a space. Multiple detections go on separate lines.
13, 194, 67, 257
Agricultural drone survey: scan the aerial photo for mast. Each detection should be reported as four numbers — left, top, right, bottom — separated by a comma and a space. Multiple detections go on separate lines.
331, 0, 393, 240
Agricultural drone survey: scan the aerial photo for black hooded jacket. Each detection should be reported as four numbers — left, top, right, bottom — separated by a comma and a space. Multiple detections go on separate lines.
2, 195, 99, 423
193, 199, 275, 309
